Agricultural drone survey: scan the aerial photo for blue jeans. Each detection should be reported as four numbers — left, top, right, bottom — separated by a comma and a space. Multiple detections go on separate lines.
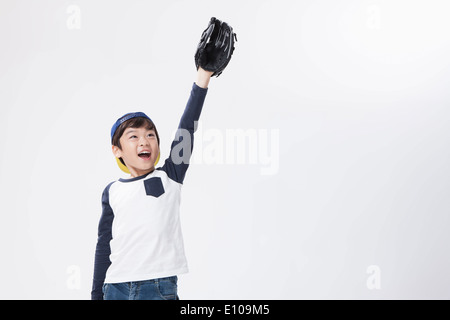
103, 276, 179, 300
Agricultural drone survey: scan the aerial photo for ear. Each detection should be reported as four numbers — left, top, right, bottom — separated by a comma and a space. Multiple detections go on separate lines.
112, 145, 123, 158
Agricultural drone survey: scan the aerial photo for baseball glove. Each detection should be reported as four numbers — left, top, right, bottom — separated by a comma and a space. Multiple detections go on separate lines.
195, 17, 237, 77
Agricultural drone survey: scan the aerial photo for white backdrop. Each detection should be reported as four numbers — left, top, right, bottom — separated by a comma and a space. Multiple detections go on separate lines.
1, 0, 450, 299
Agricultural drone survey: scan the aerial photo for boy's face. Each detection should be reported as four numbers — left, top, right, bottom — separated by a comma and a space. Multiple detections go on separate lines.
112, 126, 160, 177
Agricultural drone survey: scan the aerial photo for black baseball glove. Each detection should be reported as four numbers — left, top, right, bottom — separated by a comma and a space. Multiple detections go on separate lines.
195, 17, 237, 77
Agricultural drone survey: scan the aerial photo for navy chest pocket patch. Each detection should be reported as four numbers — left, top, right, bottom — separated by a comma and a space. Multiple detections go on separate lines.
143, 177, 165, 198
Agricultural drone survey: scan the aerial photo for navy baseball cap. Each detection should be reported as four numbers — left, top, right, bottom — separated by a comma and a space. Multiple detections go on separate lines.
110, 112, 152, 143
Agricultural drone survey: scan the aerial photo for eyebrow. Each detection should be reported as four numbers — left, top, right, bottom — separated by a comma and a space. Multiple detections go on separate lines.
125, 128, 155, 135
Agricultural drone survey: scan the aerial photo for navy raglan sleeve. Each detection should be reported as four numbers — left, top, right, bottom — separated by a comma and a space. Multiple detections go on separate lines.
159, 82, 208, 184
91, 182, 115, 300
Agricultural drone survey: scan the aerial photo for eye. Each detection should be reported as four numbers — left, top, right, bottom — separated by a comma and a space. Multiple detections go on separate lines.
129, 135, 137, 139
147, 133, 155, 137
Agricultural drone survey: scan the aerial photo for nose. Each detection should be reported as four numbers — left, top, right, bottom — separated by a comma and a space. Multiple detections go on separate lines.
139, 136, 150, 146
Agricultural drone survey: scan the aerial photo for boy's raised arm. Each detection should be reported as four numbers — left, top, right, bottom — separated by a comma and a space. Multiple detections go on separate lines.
158, 68, 212, 184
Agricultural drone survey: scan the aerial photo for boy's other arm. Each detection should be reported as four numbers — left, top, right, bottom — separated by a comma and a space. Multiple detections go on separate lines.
91, 182, 115, 300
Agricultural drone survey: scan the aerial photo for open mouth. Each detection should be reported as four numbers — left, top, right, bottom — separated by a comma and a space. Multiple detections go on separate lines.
138, 151, 151, 160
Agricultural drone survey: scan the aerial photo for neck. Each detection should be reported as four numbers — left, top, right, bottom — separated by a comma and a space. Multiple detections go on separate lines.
128, 167, 155, 178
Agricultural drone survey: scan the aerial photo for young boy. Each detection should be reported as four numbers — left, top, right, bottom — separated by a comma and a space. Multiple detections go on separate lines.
91, 68, 213, 300
91, 16, 236, 300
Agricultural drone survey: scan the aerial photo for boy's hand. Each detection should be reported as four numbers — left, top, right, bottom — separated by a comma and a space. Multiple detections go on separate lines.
196, 67, 213, 89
